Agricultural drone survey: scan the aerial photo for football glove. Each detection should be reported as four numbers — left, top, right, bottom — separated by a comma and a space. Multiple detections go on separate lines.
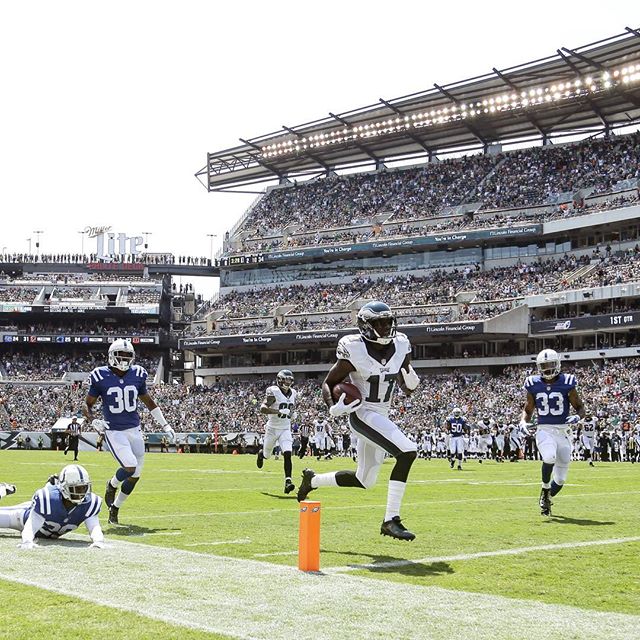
400, 365, 420, 391
277, 408, 291, 419
18, 541, 38, 550
89, 541, 107, 549
329, 393, 361, 418
91, 419, 109, 433
566, 415, 580, 425
519, 420, 533, 430
163, 425, 176, 443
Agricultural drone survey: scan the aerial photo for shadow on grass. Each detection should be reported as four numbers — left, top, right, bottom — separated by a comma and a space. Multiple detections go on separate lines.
548, 515, 616, 526
326, 549, 454, 577
106, 524, 182, 537
260, 492, 298, 500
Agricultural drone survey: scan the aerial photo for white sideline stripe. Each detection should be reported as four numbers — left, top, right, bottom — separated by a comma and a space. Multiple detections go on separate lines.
325, 536, 640, 573
0, 538, 639, 640
124, 489, 640, 521
185, 538, 251, 547
253, 550, 298, 557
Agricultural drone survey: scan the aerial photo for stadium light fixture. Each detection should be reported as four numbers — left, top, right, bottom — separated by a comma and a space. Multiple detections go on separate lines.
259, 60, 640, 160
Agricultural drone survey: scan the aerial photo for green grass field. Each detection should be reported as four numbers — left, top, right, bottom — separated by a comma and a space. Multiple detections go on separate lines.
1, 449, 639, 640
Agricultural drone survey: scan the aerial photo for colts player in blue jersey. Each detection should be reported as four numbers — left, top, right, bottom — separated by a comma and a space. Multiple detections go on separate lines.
522, 349, 585, 516
446, 408, 467, 470
0, 464, 105, 549
83, 339, 176, 526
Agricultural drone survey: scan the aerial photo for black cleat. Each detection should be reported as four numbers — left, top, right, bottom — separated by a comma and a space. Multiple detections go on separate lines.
256, 450, 264, 469
380, 516, 416, 541
105, 480, 117, 508
589, 461, 595, 467
296, 468, 316, 502
457, 465, 463, 471
108, 505, 120, 526
539, 488, 552, 516
450, 459, 455, 469
284, 479, 295, 494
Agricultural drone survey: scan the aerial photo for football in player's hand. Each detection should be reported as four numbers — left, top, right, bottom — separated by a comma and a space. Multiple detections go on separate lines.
332, 382, 362, 405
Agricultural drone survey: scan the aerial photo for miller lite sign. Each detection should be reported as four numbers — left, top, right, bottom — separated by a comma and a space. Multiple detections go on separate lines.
84, 225, 144, 257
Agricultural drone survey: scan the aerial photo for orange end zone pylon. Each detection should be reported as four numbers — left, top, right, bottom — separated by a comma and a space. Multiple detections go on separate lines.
298, 500, 321, 572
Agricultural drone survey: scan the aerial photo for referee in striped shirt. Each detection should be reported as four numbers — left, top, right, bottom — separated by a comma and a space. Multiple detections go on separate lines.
298, 422, 311, 459
64, 417, 81, 461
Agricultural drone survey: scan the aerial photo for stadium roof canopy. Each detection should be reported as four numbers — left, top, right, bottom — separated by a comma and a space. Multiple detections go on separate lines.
197, 28, 640, 193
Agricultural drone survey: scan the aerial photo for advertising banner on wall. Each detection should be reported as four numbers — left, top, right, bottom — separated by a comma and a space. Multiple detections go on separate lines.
531, 311, 640, 334
179, 322, 484, 350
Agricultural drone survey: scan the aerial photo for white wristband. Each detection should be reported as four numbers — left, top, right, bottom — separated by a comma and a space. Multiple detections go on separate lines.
150, 406, 168, 428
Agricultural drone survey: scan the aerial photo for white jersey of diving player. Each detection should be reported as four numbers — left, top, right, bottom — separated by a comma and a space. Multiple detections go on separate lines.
336, 332, 411, 417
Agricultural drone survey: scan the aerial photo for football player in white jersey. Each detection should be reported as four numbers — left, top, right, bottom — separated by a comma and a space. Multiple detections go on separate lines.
314, 414, 332, 460
297, 301, 420, 541
579, 415, 598, 467
257, 370, 298, 494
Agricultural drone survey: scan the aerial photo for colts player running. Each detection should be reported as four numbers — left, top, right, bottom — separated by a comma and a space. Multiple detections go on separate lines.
0, 464, 104, 549
83, 339, 176, 526
297, 301, 420, 541
522, 349, 585, 516
447, 408, 467, 470
257, 369, 298, 494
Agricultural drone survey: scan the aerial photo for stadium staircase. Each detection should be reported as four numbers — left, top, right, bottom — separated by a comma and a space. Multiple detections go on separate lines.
565, 262, 599, 285
465, 156, 508, 203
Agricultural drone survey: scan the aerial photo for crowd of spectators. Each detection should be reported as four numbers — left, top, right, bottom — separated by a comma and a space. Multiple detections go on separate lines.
238, 191, 640, 255
478, 134, 640, 210
229, 133, 640, 247
5, 321, 159, 337
208, 255, 588, 325
126, 288, 162, 303
200, 247, 640, 335
0, 287, 42, 303
0, 350, 158, 381
4, 358, 640, 438
0, 253, 214, 267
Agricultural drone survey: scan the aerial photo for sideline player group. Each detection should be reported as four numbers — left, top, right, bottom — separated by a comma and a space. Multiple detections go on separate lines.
1, 305, 593, 546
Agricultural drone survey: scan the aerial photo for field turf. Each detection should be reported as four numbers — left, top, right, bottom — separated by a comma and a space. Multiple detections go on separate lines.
0, 449, 639, 639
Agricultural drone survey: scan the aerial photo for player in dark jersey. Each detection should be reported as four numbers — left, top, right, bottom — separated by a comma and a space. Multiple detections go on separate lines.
0, 464, 104, 549
83, 339, 175, 526
446, 408, 467, 470
522, 349, 585, 516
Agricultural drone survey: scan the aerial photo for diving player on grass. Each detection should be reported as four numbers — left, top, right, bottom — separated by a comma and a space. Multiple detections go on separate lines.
297, 301, 420, 541
83, 339, 176, 526
0, 464, 105, 549
522, 349, 585, 517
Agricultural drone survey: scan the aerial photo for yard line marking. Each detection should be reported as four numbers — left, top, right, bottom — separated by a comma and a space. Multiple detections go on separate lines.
185, 538, 251, 547
253, 550, 298, 557
0, 537, 639, 640
325, 536, 640, 573
125, 489, 640, 520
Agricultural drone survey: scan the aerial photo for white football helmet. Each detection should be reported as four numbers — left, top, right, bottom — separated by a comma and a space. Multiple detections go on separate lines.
57, 464, 91, 504
536, 348, 561, 381
452, 407, 462, 419
108, 338, 135, 371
